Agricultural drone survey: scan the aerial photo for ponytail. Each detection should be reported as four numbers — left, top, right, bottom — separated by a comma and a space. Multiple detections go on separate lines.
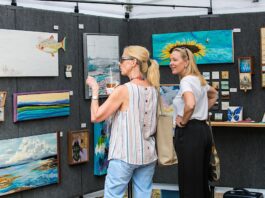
147, 59, 160, 89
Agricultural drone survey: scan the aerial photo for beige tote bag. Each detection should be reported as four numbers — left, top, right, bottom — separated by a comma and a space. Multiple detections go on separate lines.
156, 94, 178, 166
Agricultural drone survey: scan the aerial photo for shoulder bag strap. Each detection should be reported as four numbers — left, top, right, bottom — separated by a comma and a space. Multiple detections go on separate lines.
208, 112, 215, 145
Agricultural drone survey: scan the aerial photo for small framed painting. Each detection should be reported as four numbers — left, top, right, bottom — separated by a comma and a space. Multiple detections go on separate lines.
0, 91, 7, 107
68, 130, 89, 165
212, 81, 220, 90
214, 113, 223, 121
221, 101, 229, 110
202, 72, 210, 80
221, 81, 229, 90
221, 71, 229, 79
221, 91, 230, 100
212, 71, 220, 80
238, 57, 253, 74
239, 73, 252, 91
227, 106, 243, 122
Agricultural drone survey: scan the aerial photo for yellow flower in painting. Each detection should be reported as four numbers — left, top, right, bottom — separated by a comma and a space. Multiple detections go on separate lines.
160, 40, 206, 62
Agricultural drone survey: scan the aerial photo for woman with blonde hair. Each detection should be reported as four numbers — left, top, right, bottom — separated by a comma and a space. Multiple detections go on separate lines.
86, 45, 160, 198
170, 47, 217, 198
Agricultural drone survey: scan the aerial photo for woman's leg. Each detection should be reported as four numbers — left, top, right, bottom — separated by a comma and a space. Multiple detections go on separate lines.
132, 161, 156, 198
104, 160, 135, 198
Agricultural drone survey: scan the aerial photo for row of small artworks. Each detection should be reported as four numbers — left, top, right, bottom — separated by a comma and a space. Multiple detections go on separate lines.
202, 71, 235, 122
203, 70, 251, 122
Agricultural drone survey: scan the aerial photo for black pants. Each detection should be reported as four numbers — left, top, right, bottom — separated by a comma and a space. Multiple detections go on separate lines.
175, 119, 212, 198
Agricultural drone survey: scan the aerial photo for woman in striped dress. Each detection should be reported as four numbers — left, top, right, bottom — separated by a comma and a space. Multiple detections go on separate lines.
86, 45, 160, 198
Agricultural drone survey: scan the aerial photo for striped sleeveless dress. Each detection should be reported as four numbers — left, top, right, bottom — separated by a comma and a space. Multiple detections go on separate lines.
108, 82, 158, 165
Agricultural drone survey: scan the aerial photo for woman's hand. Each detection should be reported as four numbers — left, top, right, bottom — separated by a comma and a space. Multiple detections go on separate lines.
86, 76, 99, 94
176, 116, 186, 128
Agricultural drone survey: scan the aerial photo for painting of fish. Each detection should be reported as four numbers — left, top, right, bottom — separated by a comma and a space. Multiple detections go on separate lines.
152, 30, 234, 65
37, 35, 66, 57
0, 132, 60, 196
13, 90, 70, 122
0, 29, 59, 77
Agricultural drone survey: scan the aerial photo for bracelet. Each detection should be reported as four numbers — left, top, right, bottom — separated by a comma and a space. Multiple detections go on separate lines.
92, 95, 98, 100
180, 122, 186, 127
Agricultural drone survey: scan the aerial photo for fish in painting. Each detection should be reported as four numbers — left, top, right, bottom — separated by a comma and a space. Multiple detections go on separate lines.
37, 35, 66, 57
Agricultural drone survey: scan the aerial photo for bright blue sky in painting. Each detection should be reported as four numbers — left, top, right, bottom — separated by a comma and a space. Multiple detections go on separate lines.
0, 133, 57, 167
152, 30, 234, 65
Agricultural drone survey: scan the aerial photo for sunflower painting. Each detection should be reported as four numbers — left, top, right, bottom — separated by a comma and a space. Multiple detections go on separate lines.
152, 30, 234, 65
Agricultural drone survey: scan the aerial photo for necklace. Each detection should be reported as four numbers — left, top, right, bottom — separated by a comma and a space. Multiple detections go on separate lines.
130, 76, 144, 81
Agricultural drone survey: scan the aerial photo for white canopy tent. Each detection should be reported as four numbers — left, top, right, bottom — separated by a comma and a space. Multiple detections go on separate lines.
0, 0, 265, 19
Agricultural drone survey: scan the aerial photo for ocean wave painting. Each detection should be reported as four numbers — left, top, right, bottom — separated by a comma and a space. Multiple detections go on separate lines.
0, 133, 59, 196
152, 30, 234, 65
83, 34, 120, 99
13, 91, 70, 122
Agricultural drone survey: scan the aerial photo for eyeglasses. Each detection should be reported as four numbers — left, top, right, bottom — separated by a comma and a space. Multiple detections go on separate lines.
119, 56, 135, 64
119, 56, 142, 65
171, 47, 190, 60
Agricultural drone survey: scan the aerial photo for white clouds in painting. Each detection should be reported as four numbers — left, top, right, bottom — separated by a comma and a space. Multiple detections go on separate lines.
0, 133, 57, 166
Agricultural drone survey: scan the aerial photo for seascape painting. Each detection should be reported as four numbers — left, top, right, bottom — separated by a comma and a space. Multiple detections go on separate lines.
0, 132, 59, 196
83, 34, 120, 99
152, 30, 234, 65
94, 120, 111, 176
0, 29, 60, 77
13, 90, 70, 122
159, 85, 180, 116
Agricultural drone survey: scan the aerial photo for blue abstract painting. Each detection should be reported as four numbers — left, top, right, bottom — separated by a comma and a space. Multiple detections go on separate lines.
152, 30, 234, 65
94, 120, 111, 176
239, 58, 251, 73
0, 132, 59, 196
13, 91, 70, 122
